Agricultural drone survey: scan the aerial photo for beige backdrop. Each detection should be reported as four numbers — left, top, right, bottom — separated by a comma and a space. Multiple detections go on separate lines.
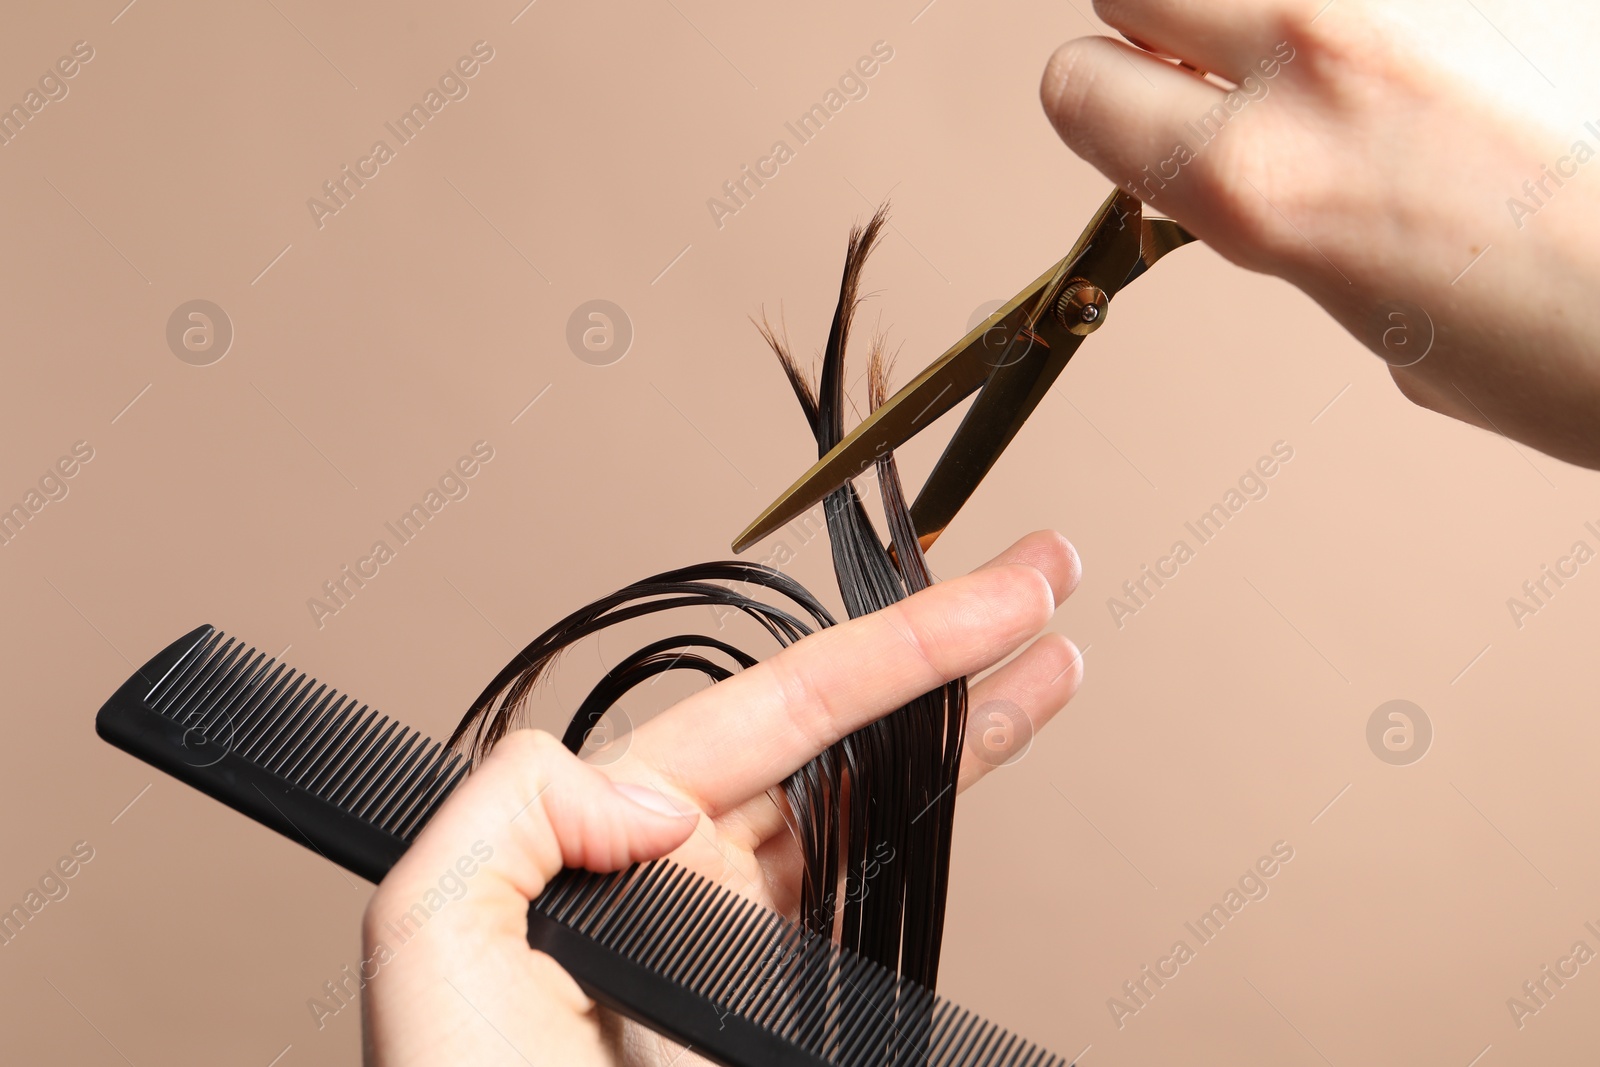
2, 1, 1597, 1065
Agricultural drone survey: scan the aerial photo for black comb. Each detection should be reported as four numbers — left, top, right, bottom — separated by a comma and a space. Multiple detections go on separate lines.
95, 624, 465, 883
532, 863, 1070, 1066
96, 626, 1071, 1067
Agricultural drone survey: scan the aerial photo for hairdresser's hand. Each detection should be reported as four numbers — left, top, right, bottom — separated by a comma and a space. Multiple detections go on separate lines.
361, 530, 1082, 1066
1041, 1, 1600, 466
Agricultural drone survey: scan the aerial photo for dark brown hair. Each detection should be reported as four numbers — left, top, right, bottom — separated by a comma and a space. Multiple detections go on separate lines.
448, 205, 967, 989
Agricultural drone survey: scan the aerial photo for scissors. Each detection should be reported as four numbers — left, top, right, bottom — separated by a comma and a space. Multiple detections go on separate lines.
731, 185, 1198, 555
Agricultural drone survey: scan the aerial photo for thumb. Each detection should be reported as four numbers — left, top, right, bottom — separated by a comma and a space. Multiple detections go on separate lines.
358, 737, 698, 1064
1041, 36, 1219, 180
1040, 37, 1239, 243
372, 728, 699, 921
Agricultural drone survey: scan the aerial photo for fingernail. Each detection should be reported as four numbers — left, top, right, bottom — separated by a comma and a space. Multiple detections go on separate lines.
614, 782, 697, 820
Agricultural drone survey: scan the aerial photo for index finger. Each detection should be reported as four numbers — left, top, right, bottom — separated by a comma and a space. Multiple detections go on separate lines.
612, 535, 1075, 816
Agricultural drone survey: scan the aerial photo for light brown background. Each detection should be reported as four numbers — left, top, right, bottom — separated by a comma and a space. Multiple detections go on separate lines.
2, 1, 1596, 1065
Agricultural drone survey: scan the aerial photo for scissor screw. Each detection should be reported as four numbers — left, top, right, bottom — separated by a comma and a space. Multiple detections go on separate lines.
1055, 281, 1108, 336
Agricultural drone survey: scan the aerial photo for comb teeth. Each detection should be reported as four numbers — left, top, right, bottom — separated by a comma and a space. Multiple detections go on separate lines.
96, 625, 466, 882
142, 627, 466, 840
529, 860, 1070, 1067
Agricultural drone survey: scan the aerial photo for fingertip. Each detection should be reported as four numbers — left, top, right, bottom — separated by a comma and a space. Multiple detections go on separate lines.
1041, 36, 1144, 150
1039, 631, 1086, 694
1040, 34, 1229, 221
955, 629, 1085, 792
1040, 39, 1094, 142
611, 782, 701, 857
985, 530, 1082, 607
614, 781, 698, 820
1024, 530, 1082, 606
548, 771, 698, 873
1057, 538, 1083, 604
612, 803, 697, 870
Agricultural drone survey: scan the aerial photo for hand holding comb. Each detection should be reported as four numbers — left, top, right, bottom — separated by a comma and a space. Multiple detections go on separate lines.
98, 625, 1076, 1067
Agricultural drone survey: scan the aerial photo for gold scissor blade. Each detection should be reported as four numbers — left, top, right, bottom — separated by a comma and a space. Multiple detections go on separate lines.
730, 262, 1066, 553
904, 190, 1153, 549
732, 187, 1195, 555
